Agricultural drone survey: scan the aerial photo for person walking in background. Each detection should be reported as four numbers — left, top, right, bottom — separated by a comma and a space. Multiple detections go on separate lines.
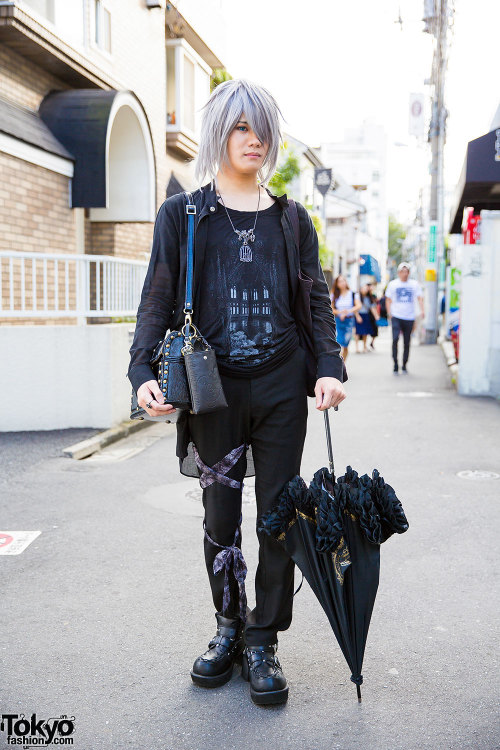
377, 286, 389, 327
386, 262, 424, 374
366, 282, 379, 350
330, 275, 362, 361
355, 283, 375, 353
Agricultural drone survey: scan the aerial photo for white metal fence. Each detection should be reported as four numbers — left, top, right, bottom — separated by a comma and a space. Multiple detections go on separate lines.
0, 251, 148, 318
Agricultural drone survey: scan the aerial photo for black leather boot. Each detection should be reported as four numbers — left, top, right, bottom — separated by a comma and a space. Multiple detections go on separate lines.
190, 612, 245, 688
241, 644, 288, 705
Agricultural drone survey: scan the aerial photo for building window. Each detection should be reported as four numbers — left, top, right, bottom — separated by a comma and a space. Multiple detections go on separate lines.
166, 38, 211, 141
94, 0, 111, 53
22, 0, 55, 23
183, 56, 195, 132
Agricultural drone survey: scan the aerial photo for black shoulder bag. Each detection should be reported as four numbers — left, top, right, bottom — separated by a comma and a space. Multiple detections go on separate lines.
130, 192, 228, 421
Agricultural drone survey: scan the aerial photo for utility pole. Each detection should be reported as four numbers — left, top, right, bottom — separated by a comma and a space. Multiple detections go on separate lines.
423, 0, 452, 343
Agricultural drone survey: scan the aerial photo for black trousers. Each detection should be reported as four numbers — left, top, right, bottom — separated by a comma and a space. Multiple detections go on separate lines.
187, 345, 308, 646
391, 316, 414, 366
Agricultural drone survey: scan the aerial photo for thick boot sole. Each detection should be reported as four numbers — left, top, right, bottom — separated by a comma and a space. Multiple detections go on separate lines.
190, 663, 234, 688
190, 642, 244, 688
241, 652, 289, 705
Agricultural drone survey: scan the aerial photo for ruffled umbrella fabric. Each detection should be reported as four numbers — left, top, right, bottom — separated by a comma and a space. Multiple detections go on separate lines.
257, 412, 409, 701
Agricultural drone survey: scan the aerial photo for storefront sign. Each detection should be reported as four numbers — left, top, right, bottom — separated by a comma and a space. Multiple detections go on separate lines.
463, 208, 481, 244
427, 222, 437, 263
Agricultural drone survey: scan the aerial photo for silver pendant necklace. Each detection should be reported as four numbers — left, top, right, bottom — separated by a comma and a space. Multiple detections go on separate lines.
217, 187, 261, 262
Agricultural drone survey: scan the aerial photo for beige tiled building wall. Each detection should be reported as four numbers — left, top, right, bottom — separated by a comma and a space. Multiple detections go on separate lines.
0, 1, 178, 325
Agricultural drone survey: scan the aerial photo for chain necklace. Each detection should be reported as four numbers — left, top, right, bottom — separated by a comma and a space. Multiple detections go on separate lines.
216, 187, 261, 262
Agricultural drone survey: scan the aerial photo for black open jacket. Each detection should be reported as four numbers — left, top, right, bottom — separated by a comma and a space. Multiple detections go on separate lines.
127, 181, 344, 476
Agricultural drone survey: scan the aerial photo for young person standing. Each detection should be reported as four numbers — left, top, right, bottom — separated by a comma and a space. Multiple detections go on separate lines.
386, 262, 424, 373
127, 79, 346, 706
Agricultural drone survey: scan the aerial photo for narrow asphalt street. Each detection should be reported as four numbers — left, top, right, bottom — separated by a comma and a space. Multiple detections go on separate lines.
1, 328, 499, 750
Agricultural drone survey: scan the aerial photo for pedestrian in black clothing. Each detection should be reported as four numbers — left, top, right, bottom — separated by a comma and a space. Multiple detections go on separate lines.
377, 286, 389, 328
127, 79, 346, 705
366, 282, 379, 349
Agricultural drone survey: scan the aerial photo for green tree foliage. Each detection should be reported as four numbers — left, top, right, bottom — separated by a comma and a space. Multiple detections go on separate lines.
310, 213, 330, 269
211, 68, 233, 92
269, 148, 300, 195
388, 214, 406, 266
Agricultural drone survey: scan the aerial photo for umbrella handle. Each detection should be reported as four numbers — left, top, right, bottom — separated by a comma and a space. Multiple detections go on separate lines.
323, 408, 336, 476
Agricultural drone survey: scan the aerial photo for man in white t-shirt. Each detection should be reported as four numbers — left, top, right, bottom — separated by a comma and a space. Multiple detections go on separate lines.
385, 262, 424, 373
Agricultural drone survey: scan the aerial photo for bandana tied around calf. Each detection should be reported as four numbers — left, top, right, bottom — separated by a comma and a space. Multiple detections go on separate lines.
203, 515, 248, 623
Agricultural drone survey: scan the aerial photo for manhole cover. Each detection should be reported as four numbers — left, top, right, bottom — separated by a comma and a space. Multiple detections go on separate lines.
396, 391, 433, 398
457, 470, 500, 480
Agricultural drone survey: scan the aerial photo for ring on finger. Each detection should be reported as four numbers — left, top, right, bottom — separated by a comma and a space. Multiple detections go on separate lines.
146, 401, 153, 409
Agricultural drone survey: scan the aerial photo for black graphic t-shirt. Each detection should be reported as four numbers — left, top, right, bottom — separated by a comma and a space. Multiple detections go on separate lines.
197, 199, 299, 377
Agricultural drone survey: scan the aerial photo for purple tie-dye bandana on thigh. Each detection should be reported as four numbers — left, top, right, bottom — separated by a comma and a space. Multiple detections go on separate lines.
193, 442, 247, 490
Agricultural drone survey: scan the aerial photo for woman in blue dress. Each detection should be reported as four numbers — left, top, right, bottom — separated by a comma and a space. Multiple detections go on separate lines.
330, 275, 362, 361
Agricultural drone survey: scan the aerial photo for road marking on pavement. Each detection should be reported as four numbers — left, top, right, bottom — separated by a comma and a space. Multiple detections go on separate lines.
0, 531, 41, 555
456, 470, 500, 480
396, 391, 434, 398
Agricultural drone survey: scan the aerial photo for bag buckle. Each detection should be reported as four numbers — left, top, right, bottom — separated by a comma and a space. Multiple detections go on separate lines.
186, 204, 196, 214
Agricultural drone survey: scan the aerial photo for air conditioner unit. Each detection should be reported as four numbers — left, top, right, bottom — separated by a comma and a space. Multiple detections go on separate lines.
146, 0, 164, 8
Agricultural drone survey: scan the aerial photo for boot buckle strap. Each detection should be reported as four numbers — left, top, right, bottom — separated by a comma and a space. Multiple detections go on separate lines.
208, 633, 237, 650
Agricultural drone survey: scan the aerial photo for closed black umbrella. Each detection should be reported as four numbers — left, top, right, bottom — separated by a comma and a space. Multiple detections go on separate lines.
257, 410, 409, 701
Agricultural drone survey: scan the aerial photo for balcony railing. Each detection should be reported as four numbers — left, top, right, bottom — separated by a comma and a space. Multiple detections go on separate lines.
0, 251, 148, 319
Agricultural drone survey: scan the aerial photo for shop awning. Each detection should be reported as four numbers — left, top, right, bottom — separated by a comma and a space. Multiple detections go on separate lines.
359, 254, 381, 282
39, 89, 117, 208
38, 89, 156, 220
450, 128, 500, 233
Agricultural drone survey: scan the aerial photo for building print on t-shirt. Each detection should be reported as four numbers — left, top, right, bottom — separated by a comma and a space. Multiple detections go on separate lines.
199, 203, 297, 369
228, 284, 273, 358
213, 235, 283, 364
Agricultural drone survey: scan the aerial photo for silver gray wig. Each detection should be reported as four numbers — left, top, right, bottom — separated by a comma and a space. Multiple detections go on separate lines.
194, 79, 285, 187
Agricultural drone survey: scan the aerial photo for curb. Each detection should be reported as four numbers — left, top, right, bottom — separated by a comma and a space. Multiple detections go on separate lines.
439, 336, 459, 389
62, 418, 155, 460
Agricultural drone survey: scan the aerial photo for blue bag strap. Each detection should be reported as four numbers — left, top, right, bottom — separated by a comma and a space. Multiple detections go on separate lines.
184, 191, 196, 313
